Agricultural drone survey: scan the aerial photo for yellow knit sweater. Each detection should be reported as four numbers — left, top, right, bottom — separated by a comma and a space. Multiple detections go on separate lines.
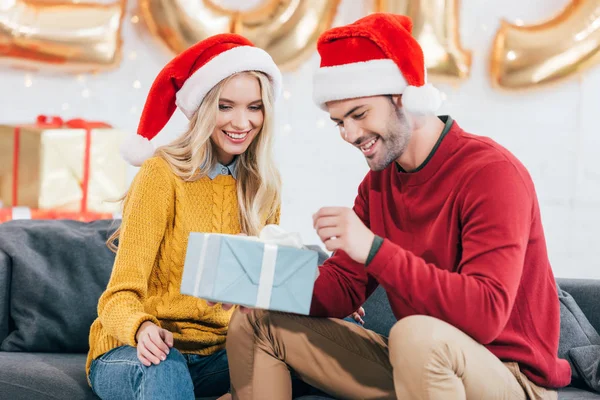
86, 157, 279, 377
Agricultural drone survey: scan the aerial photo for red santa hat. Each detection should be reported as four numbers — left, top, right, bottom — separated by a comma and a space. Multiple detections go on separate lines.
312, 13, 442, 114
121, 33, 282, 167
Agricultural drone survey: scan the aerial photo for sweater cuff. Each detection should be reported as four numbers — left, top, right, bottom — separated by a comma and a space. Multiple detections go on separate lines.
366, 238, 404, 277
365, 235, 384, 266
125, 313, 161, 347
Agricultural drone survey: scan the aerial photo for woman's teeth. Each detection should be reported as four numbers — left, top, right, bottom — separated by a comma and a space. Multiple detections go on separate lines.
224, 131, 248, 139
361, 137, 378, 152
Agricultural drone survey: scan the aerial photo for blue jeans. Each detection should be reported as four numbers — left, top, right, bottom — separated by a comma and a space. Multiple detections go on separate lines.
89, 346, 229, 399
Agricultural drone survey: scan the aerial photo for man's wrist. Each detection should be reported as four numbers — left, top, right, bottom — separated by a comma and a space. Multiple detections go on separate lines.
365, 235, 384, 266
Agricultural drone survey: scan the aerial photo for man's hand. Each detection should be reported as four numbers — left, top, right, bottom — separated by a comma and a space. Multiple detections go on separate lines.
135, 321, 173, 367
313, 207, 375, 264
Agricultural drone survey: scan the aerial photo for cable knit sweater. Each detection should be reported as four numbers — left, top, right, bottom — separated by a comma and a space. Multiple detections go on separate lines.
86, 157, 279, 377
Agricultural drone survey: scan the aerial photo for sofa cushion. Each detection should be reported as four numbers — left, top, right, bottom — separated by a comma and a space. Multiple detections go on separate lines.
557, 283, 600, 390
0, 352, 99, 400
0, 250, 10, 343
569, 345, 600, 393
558, 387, 600, 399
0, 219, 117, 353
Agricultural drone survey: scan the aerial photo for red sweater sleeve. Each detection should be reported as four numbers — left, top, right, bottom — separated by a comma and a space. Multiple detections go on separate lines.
310, 175, 379, 318
367, 161, 532, 344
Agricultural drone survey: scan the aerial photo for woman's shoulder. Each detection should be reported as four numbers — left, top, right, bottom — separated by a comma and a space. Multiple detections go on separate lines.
134, 156, 177, 186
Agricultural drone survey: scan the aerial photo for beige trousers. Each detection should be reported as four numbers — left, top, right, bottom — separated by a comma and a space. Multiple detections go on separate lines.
226, 310, 557, 400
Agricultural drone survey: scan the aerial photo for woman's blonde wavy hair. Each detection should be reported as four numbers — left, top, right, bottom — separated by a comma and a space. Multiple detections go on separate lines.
107, 71, 281, 251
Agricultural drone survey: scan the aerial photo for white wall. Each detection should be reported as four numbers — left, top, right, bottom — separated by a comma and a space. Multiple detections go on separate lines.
1, 0, 599, 279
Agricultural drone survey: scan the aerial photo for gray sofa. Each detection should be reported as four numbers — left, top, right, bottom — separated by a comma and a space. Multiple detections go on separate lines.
0, 219, 598, 399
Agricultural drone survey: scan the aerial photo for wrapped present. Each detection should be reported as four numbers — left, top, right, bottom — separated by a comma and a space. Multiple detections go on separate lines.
181, 225, 319, 315
0, 115, 128, 213
0, 206, 117, 223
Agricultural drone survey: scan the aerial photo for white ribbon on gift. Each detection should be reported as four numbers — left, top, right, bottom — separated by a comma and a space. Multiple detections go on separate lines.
255, 225, 303, 308
193, 225, 303, 308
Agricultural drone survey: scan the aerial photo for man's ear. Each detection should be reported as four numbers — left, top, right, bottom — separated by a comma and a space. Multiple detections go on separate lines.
391, 95, 402, 108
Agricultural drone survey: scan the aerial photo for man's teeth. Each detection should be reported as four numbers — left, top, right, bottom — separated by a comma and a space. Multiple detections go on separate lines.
361, 138, 377, 152
224, 131, 248, 139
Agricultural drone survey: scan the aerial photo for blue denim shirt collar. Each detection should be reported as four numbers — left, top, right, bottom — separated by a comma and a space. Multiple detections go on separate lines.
207, 157, 239, 180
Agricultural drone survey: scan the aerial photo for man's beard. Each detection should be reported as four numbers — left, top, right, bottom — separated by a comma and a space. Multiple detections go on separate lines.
366, 105, 411, 171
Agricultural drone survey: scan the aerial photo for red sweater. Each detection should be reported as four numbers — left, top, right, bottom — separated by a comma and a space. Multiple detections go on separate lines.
310, 118, 571, 389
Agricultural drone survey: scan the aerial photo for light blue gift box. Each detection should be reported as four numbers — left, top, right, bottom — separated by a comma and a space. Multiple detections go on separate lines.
181, 233, 319, 315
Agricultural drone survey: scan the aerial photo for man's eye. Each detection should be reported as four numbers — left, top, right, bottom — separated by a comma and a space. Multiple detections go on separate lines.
353, 112, 366, 119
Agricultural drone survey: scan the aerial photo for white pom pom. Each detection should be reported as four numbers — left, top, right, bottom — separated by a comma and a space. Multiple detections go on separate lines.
402, 83, 443, 115
120, 134, 155, 167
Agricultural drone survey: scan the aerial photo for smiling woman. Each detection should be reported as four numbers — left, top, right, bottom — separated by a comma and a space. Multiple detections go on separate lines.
86, 34, 283, 400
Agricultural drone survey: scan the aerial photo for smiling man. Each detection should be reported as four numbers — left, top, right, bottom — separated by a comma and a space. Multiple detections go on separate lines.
225, 13, 570, 400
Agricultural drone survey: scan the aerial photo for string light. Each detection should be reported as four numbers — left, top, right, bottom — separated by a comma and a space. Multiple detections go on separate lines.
129, 51, 138, 60
481, 24, 488, 32
283, 124, 292, 133
81, 89, 91, 98
514, 19, 524, 26
130, 106, 138, 114
283, 90, 291, 100
76, 74, 86, 83
440, 92, 447, 101
507, 51, 517, 61
133, 80, 141, 89
131, 15, 140, 24
316, 119, 326, 128
24, 74, 33, 88
62, 103, 70, 111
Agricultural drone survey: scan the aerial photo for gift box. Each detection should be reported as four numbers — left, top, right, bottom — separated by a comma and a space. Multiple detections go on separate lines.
181, 225, 319, 315
0, 206, 116, 223
0, 115, 128, 213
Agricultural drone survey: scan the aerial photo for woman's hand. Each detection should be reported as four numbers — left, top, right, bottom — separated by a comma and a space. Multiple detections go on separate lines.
135, 321, 174, 366
350, 307, 365, 325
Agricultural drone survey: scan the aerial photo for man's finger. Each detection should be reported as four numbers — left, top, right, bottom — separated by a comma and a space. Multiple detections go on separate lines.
313, 207, 344, 223
317, 227, 343, 243
358, 307, 365, 317
324, 237, 342, 252
206, 301, 216, 307
239, 306, 253, 314
314, 216, 339, 230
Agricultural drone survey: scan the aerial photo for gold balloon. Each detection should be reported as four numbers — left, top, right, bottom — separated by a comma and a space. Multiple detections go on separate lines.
491, 0, 600, 90
0, 0, 126, 74
375, 0, 472, 82
139, 0, 341, 71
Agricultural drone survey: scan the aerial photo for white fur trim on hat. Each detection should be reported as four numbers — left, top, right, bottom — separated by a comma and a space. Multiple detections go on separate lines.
120, 134, 155, 167
313, 59, 406, 110
175, 46, 282, 120
313, 59, 442, 114
402, 83, 443, 115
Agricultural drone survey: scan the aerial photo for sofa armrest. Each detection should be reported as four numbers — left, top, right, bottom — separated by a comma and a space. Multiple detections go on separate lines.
556, 278, 600, 335
0, 250, 11, 343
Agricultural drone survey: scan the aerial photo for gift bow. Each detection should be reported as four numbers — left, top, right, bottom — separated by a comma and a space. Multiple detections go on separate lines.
258, 224, 303, 249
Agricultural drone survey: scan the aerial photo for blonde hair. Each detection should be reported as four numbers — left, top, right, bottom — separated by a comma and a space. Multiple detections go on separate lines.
107, 71, 281, 251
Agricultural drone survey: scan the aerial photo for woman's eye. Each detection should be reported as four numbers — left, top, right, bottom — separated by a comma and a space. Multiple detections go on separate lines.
249, 105, 263, 111
219, 105, 232, 110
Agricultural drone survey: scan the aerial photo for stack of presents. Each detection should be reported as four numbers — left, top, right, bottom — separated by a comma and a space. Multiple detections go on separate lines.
0, 115, 127, 222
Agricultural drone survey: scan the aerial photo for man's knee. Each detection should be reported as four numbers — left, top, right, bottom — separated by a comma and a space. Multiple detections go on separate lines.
389, 315, 457, 368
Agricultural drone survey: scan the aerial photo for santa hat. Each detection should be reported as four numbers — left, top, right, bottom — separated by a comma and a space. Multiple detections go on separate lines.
121, 33, 282, 166
312, 13, 442, 114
